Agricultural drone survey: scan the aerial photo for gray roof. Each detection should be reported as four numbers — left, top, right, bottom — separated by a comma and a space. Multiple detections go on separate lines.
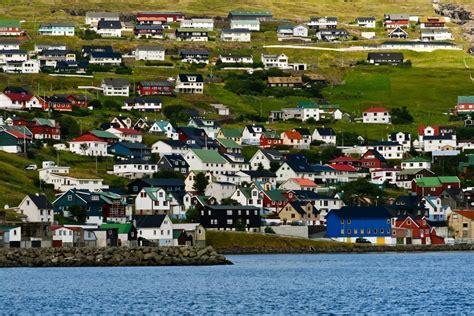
136, 45, 165, 51
102, 78, 129, 87
86, 11, 120, 18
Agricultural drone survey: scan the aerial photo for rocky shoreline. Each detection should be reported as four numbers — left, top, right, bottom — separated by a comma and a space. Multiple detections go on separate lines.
433, 1, 473, 43
0, 246, 232, 268
217, 244, 474, 255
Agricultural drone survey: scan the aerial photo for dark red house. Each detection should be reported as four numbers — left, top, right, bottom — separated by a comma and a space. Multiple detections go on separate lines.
13, 118, 61, 140
136, 12, 185, 24
411, 176, 461, 197
138, 81, 174, 96
259, 131, 282, 148
359, 149, 386, 169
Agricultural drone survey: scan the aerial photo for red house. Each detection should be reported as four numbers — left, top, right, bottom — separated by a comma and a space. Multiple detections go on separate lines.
38, 96, 73, 112
262, 190, 287, 211
394, 216, 443, 245
411, 176, 461, 197
359, 149, 386, 169
138, 81, 174, 96
67, 94, 90, 108
259, 131, 282, 148
455, 96, 474, 115
13, 118, 61, 140
136, 12, 185, 24
329, 156, 361, 168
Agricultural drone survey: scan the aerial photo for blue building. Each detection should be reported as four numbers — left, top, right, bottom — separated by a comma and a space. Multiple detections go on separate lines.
108, 141, 151, 160
38, 23, 75, 36
326, 206, 393, 245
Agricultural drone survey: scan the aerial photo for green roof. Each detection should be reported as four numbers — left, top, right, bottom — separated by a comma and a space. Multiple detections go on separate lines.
458, 96, 474, 104
192, 149, 227, 164
217, 138, 241, 149
90, 129, 119, 139
0, 20, 20, 28
100, 223, 133, 234
415, 176, 460, 187
219, 127, 243, 138
399, 168, 431, 175
265, 189, 285, 202
231, 19, 260, 25
296, 100, 339, 110
34, 118, 55, 128
403, 157, 430, 163
230, 11, 272, 16
0, 225, 18, 231
173, 229, 183, 239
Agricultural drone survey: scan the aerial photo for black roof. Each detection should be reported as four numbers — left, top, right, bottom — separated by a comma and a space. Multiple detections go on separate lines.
178, 74, 204, 82
82, 45, 113, 54
28, 194, 53, 209
133, 215, 167, 228
285, 159, 314, 173
111, 141, 148, 150
141, 178, 185, 187
162, 139, 188, 148
260, 149, 283, 161
330, 206, 392, 218
315, 127, 335, 136
241, 170, 276, 178
90, 51, 121, 59
178, 49, 209, 56
98, 20, 122, 30
293, 128, 311, 136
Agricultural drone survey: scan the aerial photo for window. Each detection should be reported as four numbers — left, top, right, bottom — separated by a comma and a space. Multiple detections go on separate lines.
340, 219, 344, 224
227, 219, 233, 225
346, 229, 351, 234
380, 228, 384, 234
374, 229, 377, 234
347, 219, 351, 224
340, 229, 344, 234
227, 210, 232, 216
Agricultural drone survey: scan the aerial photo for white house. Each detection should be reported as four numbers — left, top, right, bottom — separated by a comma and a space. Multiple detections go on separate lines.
149, 121, 178, 139
401, 157, 431, 170
261, 53, 288, 69
3, 60, 41, 74
123, 97, 162, 112
85, 12, 120, 26
46, 173, 108, 192
96, 20, 122, 38
242, 124, 266, 145
180, 18, 214, 30
0, 49, 27, 62
204, 181, 237, 202
112, 159, 158, 179
423, 196, 450, 221
151, 140, 187, 155
38, 23, 75, 36
312, 127, 336, 145
135, 45, 165, 61
51, 226, 81, 246
279, 178, 319, 191
308, 16, 338, 29
219, 54, 253, 64
133, 215, 174, 246
0, 226, 21, 246
388, 132, 411, 152
356, 17, 376, 28
106, 127, 143, 143
69, 134, 108, 156
370, 168, 400, 186
16, 193, 54, 223
89, 51, 122, 65
369, 141, 403, 160
175, 74, 204, 94
0, 39, 20, 50
184, 149, 229, 175
363, 107, 391, 124
276, 160, 317, 183
230, 19, 260, 31
135, 187, 175, 215
420, 28, 452, 41
249, 149, 283, 170
230, 185, 263, 208
101, 78, 130, 97
39, 161, 70, 183
220, 29, 251, 42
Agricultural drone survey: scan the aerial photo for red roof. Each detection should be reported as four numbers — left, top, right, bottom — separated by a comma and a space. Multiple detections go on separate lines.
291, 178, 318, 187
5, 93, 33, 102
330, 164, 357, 172
5, 130, 31, 140
283, 131, 302, 140
365, 107, 388, 113
418, 125, 439, 136
70, 134, 107, 143
454, 210, 474, 220
115, 128, 142, 135
330, 156, 358, 163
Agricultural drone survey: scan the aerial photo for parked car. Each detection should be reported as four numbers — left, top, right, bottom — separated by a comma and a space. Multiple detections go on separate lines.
355, 237, 371, 244
24, 164, 38, 171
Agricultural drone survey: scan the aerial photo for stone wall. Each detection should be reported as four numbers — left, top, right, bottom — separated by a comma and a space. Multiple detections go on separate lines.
0, 246, 232, 268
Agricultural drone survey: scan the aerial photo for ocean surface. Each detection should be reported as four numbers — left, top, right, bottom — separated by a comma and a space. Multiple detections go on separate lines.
0, 252, 473, 314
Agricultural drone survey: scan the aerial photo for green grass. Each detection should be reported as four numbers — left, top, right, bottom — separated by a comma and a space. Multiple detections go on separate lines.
206, 230, 355, 253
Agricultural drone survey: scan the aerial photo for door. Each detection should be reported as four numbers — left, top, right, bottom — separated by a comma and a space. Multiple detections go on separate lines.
31, 240, 42, 248
52, 240, 63, 248
376, 237, 385, 245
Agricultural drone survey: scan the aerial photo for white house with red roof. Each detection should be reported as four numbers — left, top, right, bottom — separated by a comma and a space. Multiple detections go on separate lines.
279, 178, 318, 191
51, 225, 82, 247
280, 130, 310, 149
106, 127, 143, 143
415, 125, 457, 152
370, 167, 400, 186
363, 107, 391, 124
0, 92, 41, 110
69, 134, 108, 156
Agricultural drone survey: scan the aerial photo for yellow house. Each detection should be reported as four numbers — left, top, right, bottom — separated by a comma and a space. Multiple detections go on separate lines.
278, 201, 320, 225
449, 210, 474, 240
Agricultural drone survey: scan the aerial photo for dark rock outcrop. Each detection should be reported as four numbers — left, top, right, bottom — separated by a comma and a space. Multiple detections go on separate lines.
0, 246, 232, 268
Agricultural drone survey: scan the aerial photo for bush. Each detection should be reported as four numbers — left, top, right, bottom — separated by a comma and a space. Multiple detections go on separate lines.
103, 99, 122, 111
115, 66, 132, 75
264, 226, 276, 234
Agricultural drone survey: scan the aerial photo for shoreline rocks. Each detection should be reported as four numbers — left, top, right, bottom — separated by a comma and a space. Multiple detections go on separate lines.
0, 246, 232, 268
217, 244, 474, 255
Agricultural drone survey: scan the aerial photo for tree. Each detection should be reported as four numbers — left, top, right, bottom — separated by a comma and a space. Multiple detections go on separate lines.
234, 219, 246, 231
79, 143, 89, 154
338, 178, 387, 206
69, 205, 87, 224
193, 172, 209, 194
185, 207, 199, 223
257, 163, 264, 171
57, 116, 80, 138
319, 146, 343, 163
390, 106, 414, 124
270, 161, 280, 173
88, 99, 102, 109
220, 198, 240, 206
153, 170, 185, 180
264, 226, 276, 234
